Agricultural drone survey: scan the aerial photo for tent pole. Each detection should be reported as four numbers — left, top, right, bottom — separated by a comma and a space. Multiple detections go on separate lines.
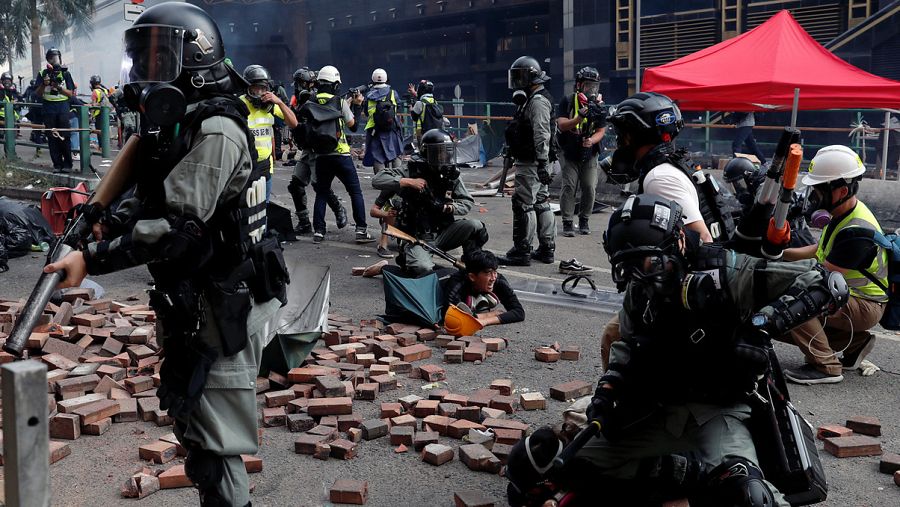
882, 110, 891, 181
790, 88, 800, 128
704, 111, 710, 155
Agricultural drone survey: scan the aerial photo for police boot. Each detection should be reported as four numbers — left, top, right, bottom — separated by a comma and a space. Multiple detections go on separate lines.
562, 220, 576, 237
531, 242, 555, 264
578, 217, 591, 235
498, 205, 531, 266
327, 192, 348, 229
287, 176, 312, 235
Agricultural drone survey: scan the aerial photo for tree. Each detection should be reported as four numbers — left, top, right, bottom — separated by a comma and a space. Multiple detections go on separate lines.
0, 0, 29, 74
22, 0, 96, 77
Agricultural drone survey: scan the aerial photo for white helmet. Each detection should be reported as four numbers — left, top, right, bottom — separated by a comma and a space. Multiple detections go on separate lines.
802, 145, 865, 186
317, 65, 341, 84
371, 68, 387, 84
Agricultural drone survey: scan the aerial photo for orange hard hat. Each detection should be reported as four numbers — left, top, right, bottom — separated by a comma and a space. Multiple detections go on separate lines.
443, 304, 484, 337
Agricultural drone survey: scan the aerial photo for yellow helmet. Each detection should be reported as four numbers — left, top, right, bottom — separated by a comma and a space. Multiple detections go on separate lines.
443, 304, 484, 337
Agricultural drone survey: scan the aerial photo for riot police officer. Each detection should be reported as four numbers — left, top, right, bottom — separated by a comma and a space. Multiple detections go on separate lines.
499, 56, 557, 266
372, 128, 488, 276
287, 66, 347, 235
507, 194, 848, 506
44, 4, 288, 505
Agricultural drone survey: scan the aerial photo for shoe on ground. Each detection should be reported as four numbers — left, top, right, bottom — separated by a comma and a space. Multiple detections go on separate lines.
377, 246, 395, 259
840, 333, 877, 370
355, 228, 375, 243
71, 153, 80, 161
313, 232, 325, 244
295, 221, 313, 235
562, 221, 576, 238
578, 218, 591, 235
784, 364, 843, 385
559, 258, 593, 275
531, 249, 554, 264
499, 251, 531, 267
335, 206, 349, 229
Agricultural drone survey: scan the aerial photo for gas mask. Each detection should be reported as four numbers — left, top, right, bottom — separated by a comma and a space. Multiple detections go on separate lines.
578, 81, 600, 101
121, 24, 189, 127
124, 82, 186, 127
512, 89, 527, 106
803, 184, 838, 228
606, 133, 640, 184
247, 83, 272, 111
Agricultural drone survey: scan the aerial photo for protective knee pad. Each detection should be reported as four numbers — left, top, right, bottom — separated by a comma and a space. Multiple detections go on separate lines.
184, 447, 226, 493
699, 458, 776, 507
533, 199, 552, 214
636, 451, 707, 497
511, 195, 531, 216
469, 222, 489, 250
287, 176, 304, 194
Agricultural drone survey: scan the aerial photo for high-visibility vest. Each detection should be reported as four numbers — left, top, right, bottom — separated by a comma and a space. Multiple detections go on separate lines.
816, 200, 889, 302
365, 87, 397, 130
239, 95, 284, 171
316, 92, 350, 155
42, 70, 71, 102
416, 95, 436, 131
571, 93, 588, 133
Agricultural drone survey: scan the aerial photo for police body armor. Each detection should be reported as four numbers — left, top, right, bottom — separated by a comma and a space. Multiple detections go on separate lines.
397, 157, 454, 240
637, 145, 737, 242
505, 88, 557, 163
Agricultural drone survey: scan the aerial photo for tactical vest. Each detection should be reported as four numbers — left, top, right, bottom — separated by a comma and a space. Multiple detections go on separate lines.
637, 145, 736, 242
817, 201, 888, 302
397, 158, 454, 239
505, 88, 557, 163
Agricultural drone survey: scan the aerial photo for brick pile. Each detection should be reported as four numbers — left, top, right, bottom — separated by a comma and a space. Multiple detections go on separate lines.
816, 415, 900, 489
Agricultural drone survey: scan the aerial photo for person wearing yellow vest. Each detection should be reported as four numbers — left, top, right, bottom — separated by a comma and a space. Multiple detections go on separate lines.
89, 75, 111, 123
310, 65, 373, 245
36, 48, 76, 173
363, 68, 403, 173
410, 79, 444, 147
782, 145, 888, 384
239, 65, 297, 201
0, 72, 21, 142
557, 66, 606, 237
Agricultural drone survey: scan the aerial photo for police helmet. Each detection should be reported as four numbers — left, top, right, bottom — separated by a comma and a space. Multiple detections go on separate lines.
243, 65, 271, 88
293, 67, 316, 84
45, 48, 62, 66
416, 79, 434, 96
608, 92, 683, 145
421, 129, 457, 168
603, 194, 684, 284
508, 56, 550, 90
722, 157, 757, 183
89, 75, 102, 87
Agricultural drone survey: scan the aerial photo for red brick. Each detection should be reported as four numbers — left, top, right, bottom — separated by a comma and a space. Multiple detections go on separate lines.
448, 419, 486, 439
824, 435, 882, 458
463, 346, 486, 362
355, 382, 378, 400
490, 395, 516, 414
307, 397, 353, 416
49, 413, 81, 440
361, 419, 389, 440
56, 374, 100, 395
380, 402, 403, 418
41, 337, 85, 361
422, 415, 456, 436
139, 440, 177, 464
894, 470, 900, 487
560, 345, 580, 361
414, 399, 440, 418
390, 426, 415, 446
444, 349, 463, 363
348, 427, 363, 442
41, 352, 78, 371
112, 398, 139, 423
153, 409, 173, 426
491, 442, 513, 465
316, 375, 348, 397
845, 416, 881, 437
369, 373, 398, 391
413, 431, 439, 451
121, 472, 159, 499
459, 443, 502, 473
262, 407, 286, 427
295, 433, 334, 454
49, 441, 71, 464
454, 490, 496, 507
124, 375, 153, 394
72, 313, 106, 327
265, 389, 297, 407
422, 443, 454, 466
287, 413, 316, 433
393, 343, 432, 362
534, 347, 560, 362
455, 405, 481, 422
337, 413, 363, 432
158, 465, 192, 489
137, 397, 160, 421
72, 399, 120, 425
330, 479, 368, 505
399, 395, 423, 410
329, 438, 358, 460
481, 337, 506, 352
96, 364, 126, 381
489, 379, 513, 396
293, 383, 316, 398
520, 392, 547, 410
483, 418, 529, 434
391, 414, 417, 428
816, 424, 853, 440
82, 417, 112, 435
879, 453, 900, 474
550, 380, 592, 401
287, 366, 340, 383
419, 364, 446, 382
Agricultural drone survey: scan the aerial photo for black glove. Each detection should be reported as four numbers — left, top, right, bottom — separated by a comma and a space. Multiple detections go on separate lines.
585, 385, 616, 425
537, 161, 552, 185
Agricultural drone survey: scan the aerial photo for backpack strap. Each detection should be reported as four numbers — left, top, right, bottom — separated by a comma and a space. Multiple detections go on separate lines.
857, 232, 892, 292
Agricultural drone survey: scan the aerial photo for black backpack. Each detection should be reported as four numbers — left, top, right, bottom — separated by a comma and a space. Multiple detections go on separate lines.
372, 92, 398, 133
420, 98, 444, 133
296, 94, 343, 154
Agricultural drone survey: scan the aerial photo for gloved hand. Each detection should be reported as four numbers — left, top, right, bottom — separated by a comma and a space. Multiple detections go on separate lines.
537, 161, 552, 185
585, 385, 616, 425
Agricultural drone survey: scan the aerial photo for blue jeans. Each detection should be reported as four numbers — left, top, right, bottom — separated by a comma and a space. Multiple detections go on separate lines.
312, 155, 367, 233
732, 126, 766, 164
69, 114, 80, 151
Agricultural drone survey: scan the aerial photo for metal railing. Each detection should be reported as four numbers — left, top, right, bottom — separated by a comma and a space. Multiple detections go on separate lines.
1, 101, 112, 174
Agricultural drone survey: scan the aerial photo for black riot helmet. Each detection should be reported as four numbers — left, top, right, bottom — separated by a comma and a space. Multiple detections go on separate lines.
608, 92, 683, 146
723, 157, 758, 184
89, 75, 102, 88
508, 56, 550, 90
575, 66, 600, 98
120, 2, 246, 126
45, 47, 62, 66
723, 157, 764, 208
293, 66, 317, 90
603, 194, 686, 294
416, 79, 434, 96
1, 72, 12, 86
421, 129, 459, 180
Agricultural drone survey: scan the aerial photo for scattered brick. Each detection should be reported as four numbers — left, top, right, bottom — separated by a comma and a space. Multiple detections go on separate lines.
422, 443, 454, 466
489, 396, 516, 414
287, 414, 316, 433
49, 441, 71, 464
361, 419, 389, 440
121, 472, 160, 499
347, 427, 363, 443
439, 403, 459, 418
158, 465, 192, 489
56, 374, 101, 395
40, 352, 79, 371
355, 382, 379, 401
456, 406, 482, 422
467, 428, 495, 449
880, 453, 900, 475
390, 426, 415, 446
481, 338, 506, 352
489, 379, 513, 396
550, 380, 592, 401
307, 397, 353, 416
295, 433, 333, 455
448, 419, 487, 439
422, 415, 457, 436
370, 374, 398, 392
393, 343, 432, 362
337, 413, 363, 432
152, 409, 174, 427
139, 440, 177, 464
41, 337, 85, 362
329, 438, 358, 460
454, 491, 496, 507
82, 417, 112, 435
481, 407, 505, 420
287, 366, 339, 383
330, 479, 368, 505
414, 399, 440, 418
49, 413, 81, 440
459, 443, 502, 473
262, 407, 286, 427
124, 375, 154, 394
560, 345, 580, 361
137, 397, 160, 422
255, 377, 270, 394
72, 399, 120, 425
845, 416, 881, 437
398, 395, 423, 411
816, 424, 853, 440
534, 347, 560, 362
316, 375, 347, 397
463, 346, 486, 362
443, 394, 469, 406
483, 418, 529, 434
391, 414, 417, 428
520, 392, 547, 411
413, 431, 439, 451
823, 435, 882, 458
427, 389, 450, 401
419, 364, 446, 382
444, 349, 464, 363
491, 442, 513, 465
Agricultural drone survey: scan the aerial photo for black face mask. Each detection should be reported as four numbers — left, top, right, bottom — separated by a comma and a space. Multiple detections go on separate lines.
608, 145, 639, 184
124, 82, 186, 127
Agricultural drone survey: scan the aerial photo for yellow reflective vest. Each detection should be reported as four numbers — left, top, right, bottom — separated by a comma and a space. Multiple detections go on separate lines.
239, 95, 284, 172
816, 201, 889, 302
316, 92, 350, 155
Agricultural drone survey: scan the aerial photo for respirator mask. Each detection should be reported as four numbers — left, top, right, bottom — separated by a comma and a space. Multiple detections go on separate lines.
247, 82, 272, 111
121, 24, 187, 127
512, 89, 527, 107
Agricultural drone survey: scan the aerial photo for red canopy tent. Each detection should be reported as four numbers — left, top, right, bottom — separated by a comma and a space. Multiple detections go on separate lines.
641, 10, 900, 112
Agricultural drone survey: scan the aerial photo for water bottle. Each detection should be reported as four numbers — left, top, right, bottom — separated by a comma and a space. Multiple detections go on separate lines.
30, 241, 50, 252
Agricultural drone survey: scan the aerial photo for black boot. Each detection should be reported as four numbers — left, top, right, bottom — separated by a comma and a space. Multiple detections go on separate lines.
562, 220, 576, 237
532, 242, 555, 264
287, 176, 312, 234
327, 192, 348, 229
498, 201, 531, 266
578, 217, 591, 235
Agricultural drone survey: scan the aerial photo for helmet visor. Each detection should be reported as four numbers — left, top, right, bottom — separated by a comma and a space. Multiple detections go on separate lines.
579, 81, 600, 97
426, 141, 457, 167
508, 68, 533, 90
121, 25, 185, 85
611, 251, 671, 285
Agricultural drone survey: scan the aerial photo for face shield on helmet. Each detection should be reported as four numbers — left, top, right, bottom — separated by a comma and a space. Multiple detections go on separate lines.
120, 24, 185, 85
578, 80, 600, 98
425, 139, 457, 168
508, 68, 534, 90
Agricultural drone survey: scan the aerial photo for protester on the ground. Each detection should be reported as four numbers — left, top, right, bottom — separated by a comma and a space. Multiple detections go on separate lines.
372, 128, 488, 276
781, 145, 887, 384
506, 194, 848, 506
443, 249, 524, 327
239, 64, 298, 201
363, 68, 404, 173
498, 56, 557, 266
409, 79, 444, 147
287, 66, 347, 235
43, 4, 286, 505
309, 65, 372, 244
731, 111, 767, 165
36, 47, 76, 172
557, 66, 606, 237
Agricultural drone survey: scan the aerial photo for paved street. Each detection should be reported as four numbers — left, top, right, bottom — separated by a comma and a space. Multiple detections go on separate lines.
1, 161, 898, 506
